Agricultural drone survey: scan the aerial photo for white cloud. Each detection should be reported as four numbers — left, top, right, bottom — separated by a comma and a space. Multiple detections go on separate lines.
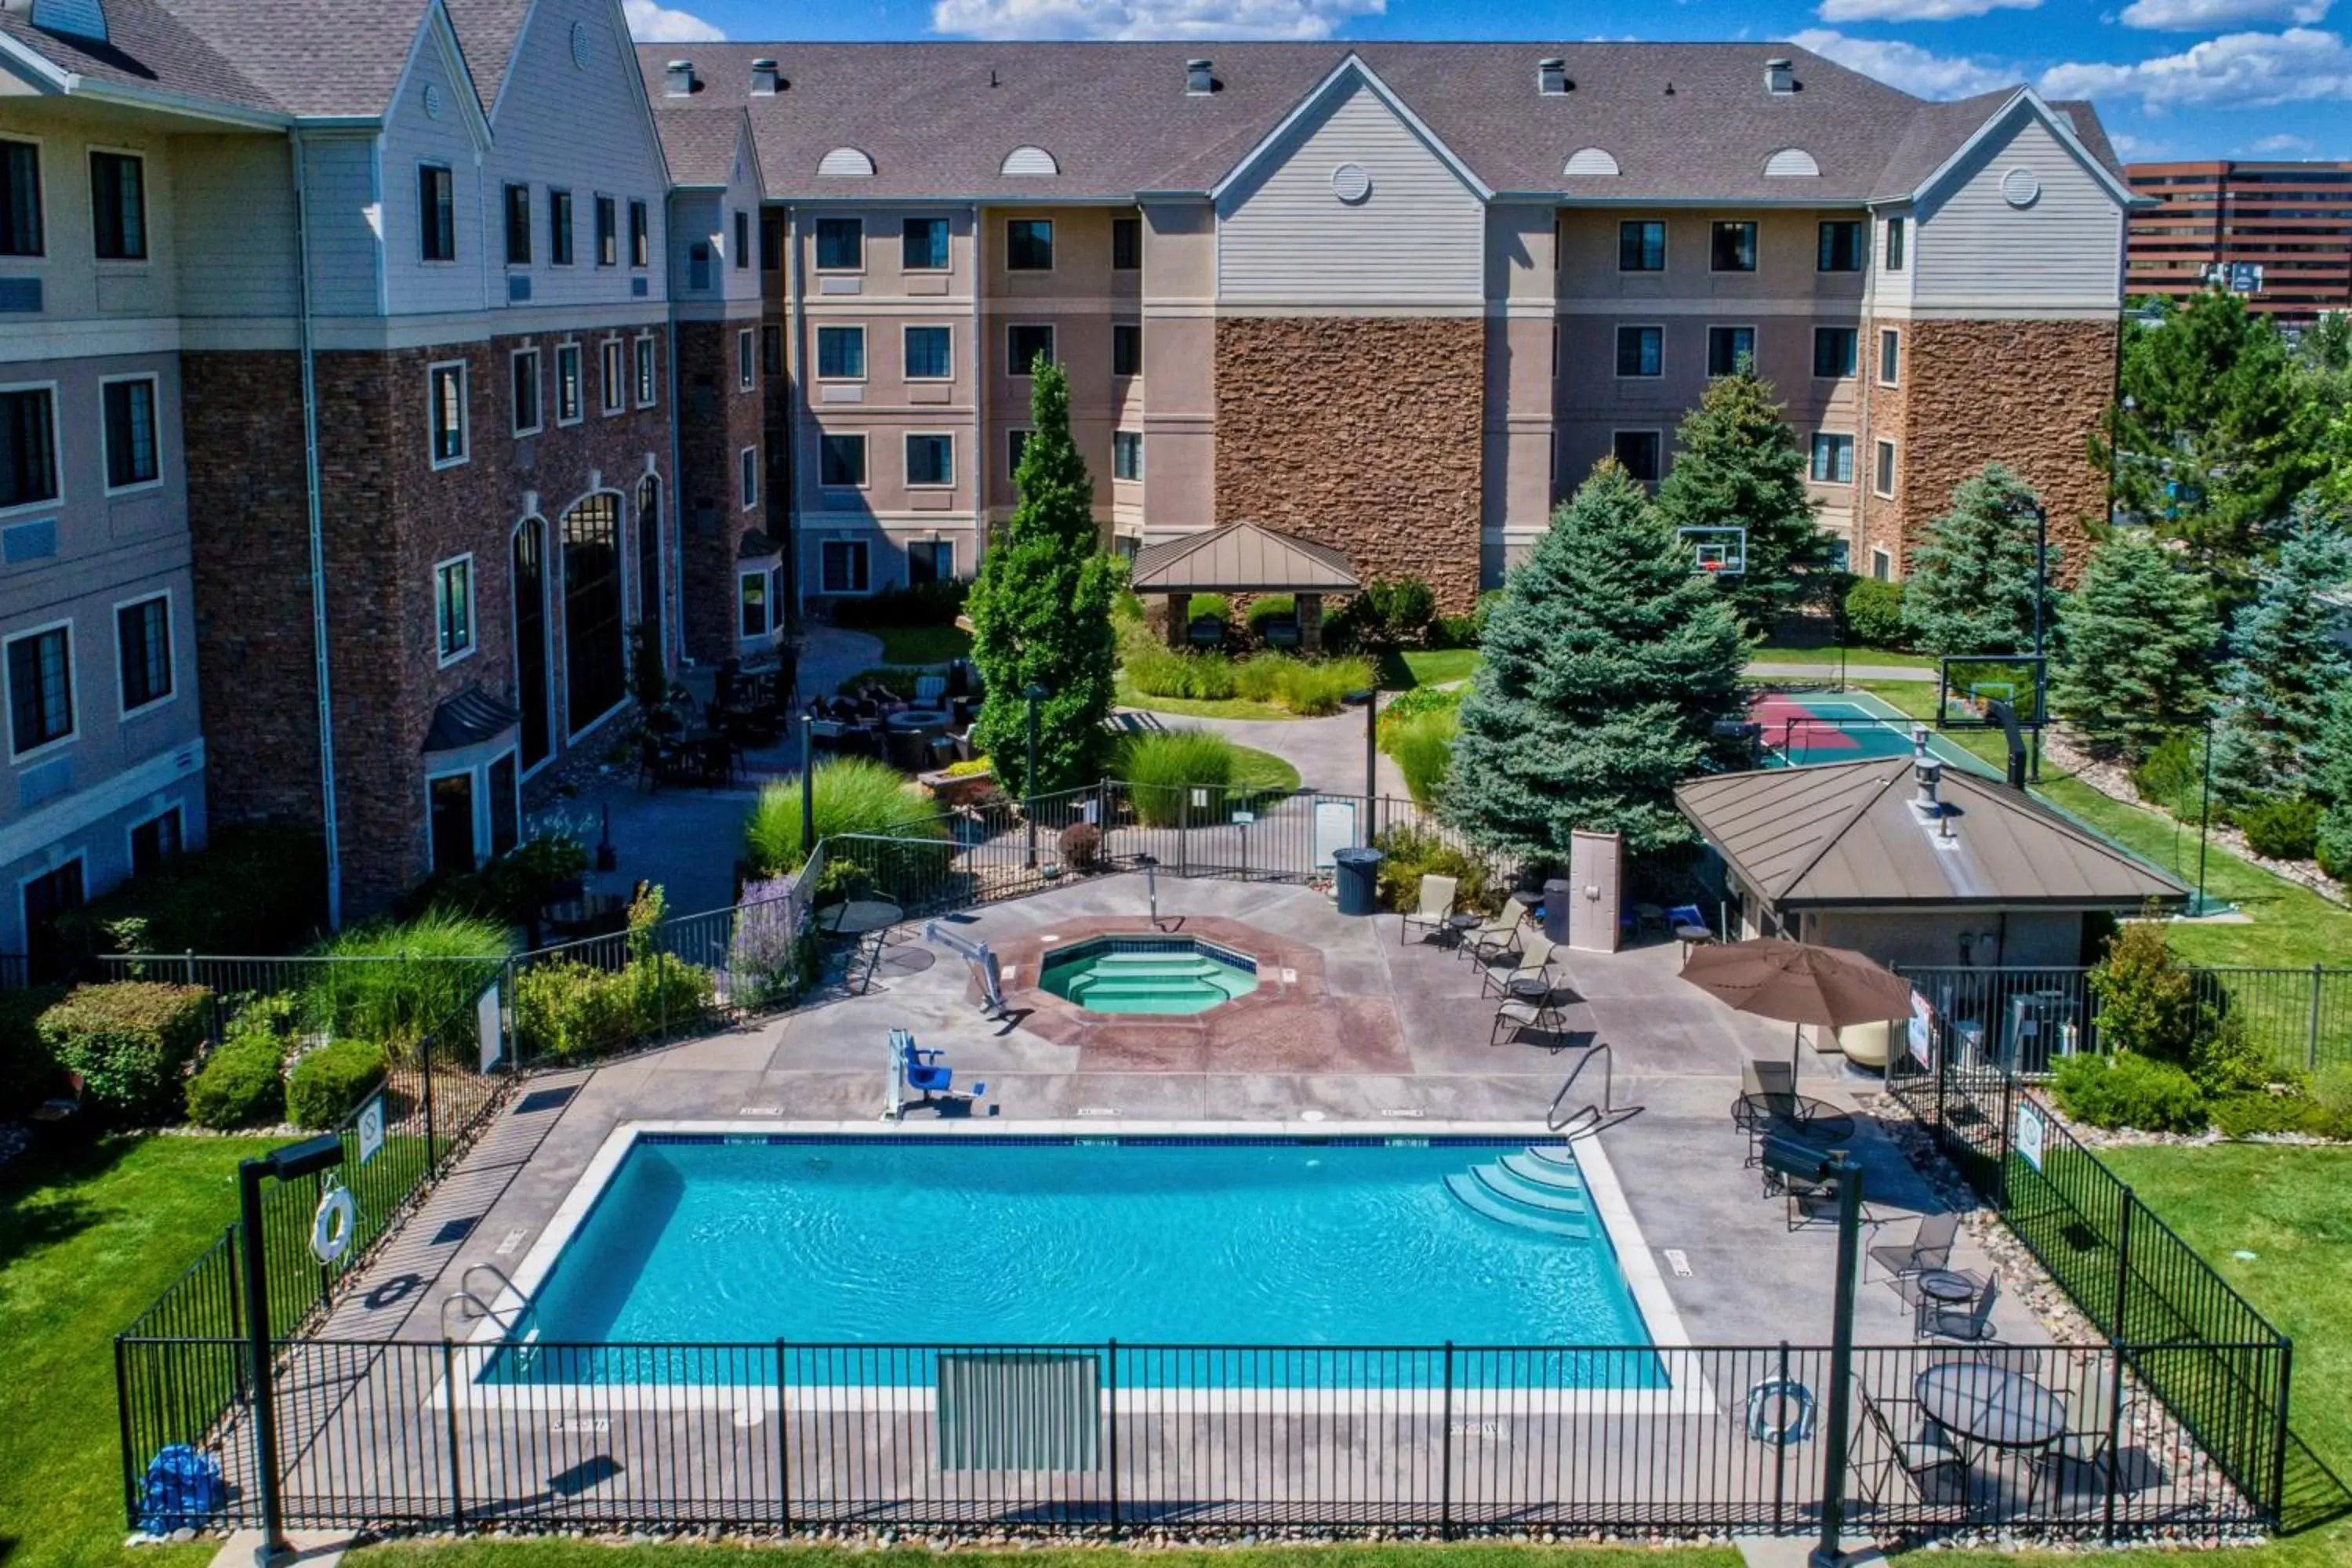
2106, 129, 2163, 156
623, 0, 724, 42
2246, 130, 2317, 151
1791, 28, 2016, 97
930, 0, 1385, 39
1817, 0, 2038, 20
2039, 27, 2352, 111
2118, 0, 2328, 30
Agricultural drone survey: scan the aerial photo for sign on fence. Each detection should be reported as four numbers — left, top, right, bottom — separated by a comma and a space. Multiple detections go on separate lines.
2016, 1102, 2045, 1172
476, 982, 503, 1071
1312, 800, 1358, 869
1908, 992, 1934, 1068
355, 1094, 386, 1166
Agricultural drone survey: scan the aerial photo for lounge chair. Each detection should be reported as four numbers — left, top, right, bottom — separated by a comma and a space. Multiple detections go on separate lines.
1480, 931, 1556, 1003
1462, 905, 1529, 965
1869, 1212, 1961, 1283
1741, 1058, 1797, 1100
1490, 991, 1566, 1050
1399, 874, 1458, 947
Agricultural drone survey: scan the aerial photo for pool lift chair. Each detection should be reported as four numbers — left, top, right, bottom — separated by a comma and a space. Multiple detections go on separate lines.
885, 1027, 987, 1120
924, 922, 1008, 1021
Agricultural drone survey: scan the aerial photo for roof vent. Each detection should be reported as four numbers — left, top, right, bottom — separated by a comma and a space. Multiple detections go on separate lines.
664, 59, 695, 98
1763, 147, 1820, 178
1000, 145, 1058, 177
1186, 58, 1214, 95
1537, 58, 1568, 96
11, 0, 107, 42
818, 147, 875, 179
1765, 57, 1795, 95
1563, 147, 1620, 178
750, 58, 780, 96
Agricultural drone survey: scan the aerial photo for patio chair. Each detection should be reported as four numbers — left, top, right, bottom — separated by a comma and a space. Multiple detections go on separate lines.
1463, 904, 1530, 966
1741, 1058, 1797, 1100
1480, 931, 1556, 1002
1490, 989, 1567, 1050
1906, 1270, 2002, 1342
1855, 1389, 1965, 1506
637, 734, 694, 792
1398, 874, 1457, 947
1868, 1211, 1962, 1283
2030, 1356, 2119, 1505
914, 673, 947, 704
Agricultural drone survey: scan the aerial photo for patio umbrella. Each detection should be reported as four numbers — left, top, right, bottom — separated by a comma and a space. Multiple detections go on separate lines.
1679, 937, 1915, 1072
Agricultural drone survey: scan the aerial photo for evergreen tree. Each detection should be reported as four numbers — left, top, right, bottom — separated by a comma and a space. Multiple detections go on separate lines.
2210, 507, 2352, 803
2050, 532, 2220, 759
1655, 365, 1826, 632
967, 359, 1119, 797
1446, 459, 1749, 861
1901, 463, 2060, 659
2316, 682, 2352, 880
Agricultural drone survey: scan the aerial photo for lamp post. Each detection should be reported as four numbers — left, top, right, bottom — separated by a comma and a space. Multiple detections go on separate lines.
238, 1134, 347, 1563
1023, 682, 1047, 869
1759, 1136, 1864, 1568
1344, 688, 1378, 845
2196, 707, 2216, 917
2025, 497, 2049, 784
799, 705, 817, 858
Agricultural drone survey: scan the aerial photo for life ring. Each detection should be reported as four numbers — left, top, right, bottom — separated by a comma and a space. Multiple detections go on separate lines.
1745, 1377, 1815, 1444
311, 1184, 357, 1265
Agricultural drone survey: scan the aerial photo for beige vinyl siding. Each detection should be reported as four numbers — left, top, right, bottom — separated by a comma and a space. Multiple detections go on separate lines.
1215, 76, 1483, 308
170, 135, 299, 321
294, 133, 383, 319
1913, 113, 2124, 314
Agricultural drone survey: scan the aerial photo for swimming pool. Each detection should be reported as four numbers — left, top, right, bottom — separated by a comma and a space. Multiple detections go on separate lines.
1038, 935, 1259, 1014
499, 1134, 1663, 1387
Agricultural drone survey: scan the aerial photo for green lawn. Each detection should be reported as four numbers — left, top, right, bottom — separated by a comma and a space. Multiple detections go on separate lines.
872, 625, 972, 666
1388, 648, 1483, 688
0, 1134, 266, 1568
1113, 674, 1293, 723
1751, 641, 1938, 671
1232, 742, 1303, 800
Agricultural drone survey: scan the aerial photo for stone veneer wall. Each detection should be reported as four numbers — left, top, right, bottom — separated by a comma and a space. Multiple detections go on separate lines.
1213, 317, 1484, 614
1860, 317, 2114, 584
676, 318, 769, 664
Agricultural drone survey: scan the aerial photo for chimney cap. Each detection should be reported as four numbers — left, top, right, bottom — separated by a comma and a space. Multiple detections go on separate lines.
750, 56, 778, 67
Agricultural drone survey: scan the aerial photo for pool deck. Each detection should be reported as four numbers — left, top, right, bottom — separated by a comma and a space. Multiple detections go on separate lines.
327, 874, 2042, 1355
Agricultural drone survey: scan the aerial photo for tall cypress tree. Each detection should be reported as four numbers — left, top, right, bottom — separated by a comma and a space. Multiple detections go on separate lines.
1901, 463, 2060, 659
1446, 459, 1750, 861
1655, 364, 1826, 632
2209, 508, 2352, 803
967, 359, 1118, 797
2051, 532, 2220, 759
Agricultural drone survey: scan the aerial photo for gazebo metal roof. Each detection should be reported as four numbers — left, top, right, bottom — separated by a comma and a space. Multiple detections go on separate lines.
1128, 523, 1361, 594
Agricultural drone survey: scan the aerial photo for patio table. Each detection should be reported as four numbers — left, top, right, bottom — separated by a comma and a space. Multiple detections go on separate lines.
1914, 1269, 1981, 1337
1915, 1360, 2065, 1483
819, 898, 903, 939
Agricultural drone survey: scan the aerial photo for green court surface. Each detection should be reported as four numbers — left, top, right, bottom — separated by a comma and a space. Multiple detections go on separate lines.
1748, 691, 2005, 775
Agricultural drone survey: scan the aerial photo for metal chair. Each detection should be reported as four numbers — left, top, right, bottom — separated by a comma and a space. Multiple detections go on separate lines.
1481, 932, 1556, 1002
1398, 874, 1457, 947
1855, 1388, 1966, 1507
1869, 1211, 1962, 1283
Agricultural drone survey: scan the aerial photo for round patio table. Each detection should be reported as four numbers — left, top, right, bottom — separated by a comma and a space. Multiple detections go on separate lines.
1914, 1269, 1980, 1337
818, 898, 903, 938
1915, 1360, 2064, 1453
887, 708, 950, 732
1730, 1092, 1857, 1143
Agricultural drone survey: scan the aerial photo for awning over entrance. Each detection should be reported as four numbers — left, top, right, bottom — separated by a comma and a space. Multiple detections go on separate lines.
1128, 522, 1361, 595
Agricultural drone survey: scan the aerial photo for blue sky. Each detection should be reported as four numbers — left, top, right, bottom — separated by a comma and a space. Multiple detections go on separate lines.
620, 0, 2352, 164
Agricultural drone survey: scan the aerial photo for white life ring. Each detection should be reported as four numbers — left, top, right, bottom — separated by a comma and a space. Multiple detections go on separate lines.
311, 1185, 358, 1265
1745, 1377, 1815, 1444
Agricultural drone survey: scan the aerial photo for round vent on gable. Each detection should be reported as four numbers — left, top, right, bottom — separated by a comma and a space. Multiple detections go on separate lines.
570, 20, 590, 70
1330, 163, 1371, 204
1563, 147, 1620, 178
422, 82, 442, 119
818, 147, 877, 179
1762, 147, 1820, 178
2002, 167, 2042, 208
1000, 146, 1059, 177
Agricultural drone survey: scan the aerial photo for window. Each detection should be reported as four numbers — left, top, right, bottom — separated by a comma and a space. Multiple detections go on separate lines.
902, 217, 949, 270
1710, 220, 1757, 272
739, 569, 771, 638
1005, 218, 1053, 270
1884, 216, 1906, 272
1873, 438, 1897, 498
0, 387, 57, 510
1112, 216, 1141, 270
1826, 537, 1850, 573
1812, 327, 1857, 379
21, 860, 83, 960
1615, 325, 1663, 378
511, 348, 543, 434
739, 446, 758, 509
1007, 427, 1032, 483
1112, 322, 1141, 378
434, 556, 474, 663
821, 539, 870, 594
1878, 328, 1900, 387
561, 494, 625, 732
555, 343, 583, 423
0, 140, 41, 256
1871, 546, 1892, 582
101, 376, 159, 490
488, 752, 518, 858
1808, 433, 1854, 484
761, 325, 783, 377
596, 195, 617, 267
1007, 324, 1054, 375
5, 623, 71, 755
429, 771, 477, 877
733, 209, 749, 270
1817, 220, 1864, 272
418, 163, 455, 262
116, 593, 172, 710
91, 151, 147, 260
1706, 326, 1756, 377
130, 808, 182, 877
908, 539, 952, 585
549, 188, 573, 265
760, 215, 781, 270
503, 183, 532, 264
688, 241, 710, 289
1113, 430, 1142, 481
427, 362, 466, 466
906, 433, 953, 487
599, 340, 624, 413
1612, 430, 1662, 485
815, 216, 862, 270
906, 325, 951, 380
630, 199, 650, 267
634, 336, 657, 408
819, 432, 866, 487
1618, 220, 1665, 272
737, 328, 755, 390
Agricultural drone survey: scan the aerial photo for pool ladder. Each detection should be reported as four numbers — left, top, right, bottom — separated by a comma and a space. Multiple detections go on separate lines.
438, 1261, 524, 1340
1547, 1044, 1642, 1139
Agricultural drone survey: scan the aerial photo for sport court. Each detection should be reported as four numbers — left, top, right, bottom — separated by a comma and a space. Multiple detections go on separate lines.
1748, 690, 2000, 774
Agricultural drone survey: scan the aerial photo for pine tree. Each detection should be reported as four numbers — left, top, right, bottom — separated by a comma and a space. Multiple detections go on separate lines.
967, 359, 1119, 797
1901, 463, 2059, 659
2209, 507, 2352, 803
2050, 532, 2220, 758
1655, 365, 1826, 633
1446, 459, 1750, 861
2316, 682, 2352, 880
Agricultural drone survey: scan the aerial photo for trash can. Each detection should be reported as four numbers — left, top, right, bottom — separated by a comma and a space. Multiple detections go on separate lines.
1333, 847, 1385, 916
1542, 878, 1573, 945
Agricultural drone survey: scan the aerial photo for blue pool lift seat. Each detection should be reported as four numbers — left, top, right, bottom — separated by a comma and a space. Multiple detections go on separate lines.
894, 1028, 983, 1108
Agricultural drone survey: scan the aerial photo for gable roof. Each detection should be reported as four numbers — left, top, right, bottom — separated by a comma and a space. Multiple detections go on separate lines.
1207, 53, 1492, 206
1675, 757, 2187, 910
0, 0, 274, 118
1130, 522, 1360, 594
651, 103, 753, 190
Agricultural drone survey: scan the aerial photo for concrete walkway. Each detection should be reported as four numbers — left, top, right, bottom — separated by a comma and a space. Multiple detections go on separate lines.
1111, 702, 1410, 799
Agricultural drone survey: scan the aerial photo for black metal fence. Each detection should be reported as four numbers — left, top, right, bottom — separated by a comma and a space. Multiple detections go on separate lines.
114, 1336, 2267, 1538
1901, 964, 2352, 1076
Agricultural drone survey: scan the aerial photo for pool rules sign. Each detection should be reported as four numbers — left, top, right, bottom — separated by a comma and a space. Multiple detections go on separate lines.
2016, 1102, 2046, 1173
357, 1094, 386, 1166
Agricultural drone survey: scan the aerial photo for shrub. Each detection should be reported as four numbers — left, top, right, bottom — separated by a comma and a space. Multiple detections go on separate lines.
1059, 821, 1104, 872
1387, 710, 1458, 808
514, 955, 717, 1061
2051, 1051, 2208, 1134
51, 825, 328, 960
2211, 1089, 2348, 1140
728, 876, 807, 1009
2238, 797, 2321, 861
744, 756, 951, 877
2319, 804, 2352, 883
944, 757, 993, 778
185, 1027, 285, 1131
286, 1039, 387, 1130
1379, 684, 1461, 739
1184, 593, 1232, 625
835, 665, 931, 699
2191, 1011, 2284, 1095
2089, 916, 2198, 1065
1272, 656, 1371, 717
1370, 825, 1496, 916
302, 911, 509, 1054
829, 579, 968, 629
34, 982, 209, 1120
1435, 590, 1502, 649
1117, 730, 1238, 826
2130, 731, 2207, 819
1840, 579, 1907, 648
1330, 576, 1438, 652
0, 983, 65, 1117
1243, 594, 1295, 633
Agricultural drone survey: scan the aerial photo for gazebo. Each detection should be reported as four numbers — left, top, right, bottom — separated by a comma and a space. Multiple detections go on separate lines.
1127, 522, 1362, 653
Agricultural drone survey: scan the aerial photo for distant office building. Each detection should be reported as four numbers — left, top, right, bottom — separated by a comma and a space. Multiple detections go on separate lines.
2125, 162, 2352, 323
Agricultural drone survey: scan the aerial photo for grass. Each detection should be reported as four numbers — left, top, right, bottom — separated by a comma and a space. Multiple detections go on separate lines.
872, 625, 971, 666
1115, 673, 1293, 722
1113, 730, 1298, 826
352, 1548, 1738, 1568
0, 1134, 266, 1568
1751, 641, 1938, 671
1388, 648, 1483, 688
744, 757, 951, 877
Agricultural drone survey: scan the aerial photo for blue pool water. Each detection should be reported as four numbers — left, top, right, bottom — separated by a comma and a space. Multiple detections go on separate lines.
505, 1137, 1659, 1385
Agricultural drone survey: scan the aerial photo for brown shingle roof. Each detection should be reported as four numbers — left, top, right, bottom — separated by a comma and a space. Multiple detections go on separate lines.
649, 103, 750, 188
148, 0, 441, 117
0, 0, 274, 114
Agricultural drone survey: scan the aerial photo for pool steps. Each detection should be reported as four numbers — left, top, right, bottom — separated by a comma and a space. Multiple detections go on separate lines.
1053, 952, 1256, 1007
1443, 1149, 1594, 1239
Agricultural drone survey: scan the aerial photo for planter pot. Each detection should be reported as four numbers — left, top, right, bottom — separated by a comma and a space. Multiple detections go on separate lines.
920, 768, 996, 808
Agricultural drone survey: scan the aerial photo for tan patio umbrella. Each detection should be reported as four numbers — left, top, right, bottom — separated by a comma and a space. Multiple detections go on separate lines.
1679, 937, 1915, 1072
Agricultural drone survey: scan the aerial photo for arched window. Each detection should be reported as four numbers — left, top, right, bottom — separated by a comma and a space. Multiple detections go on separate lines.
636, 475, 663, 659
561, 493, 626, 735
512, 517, 550, 769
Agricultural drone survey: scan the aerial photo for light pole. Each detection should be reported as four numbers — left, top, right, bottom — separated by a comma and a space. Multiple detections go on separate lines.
2196, 707, 2216, 917
1344, 688, 1378, 845
238, 1134, 347, 1563
1023, 682, 1047, 869
2017, 496, 2050, 784
1757, 1138, 1864, 1568
799, 705, 817, 858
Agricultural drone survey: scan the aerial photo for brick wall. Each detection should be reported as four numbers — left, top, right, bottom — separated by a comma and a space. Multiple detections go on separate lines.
676, 318, 769, 663
1213, 317, 1485, 614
